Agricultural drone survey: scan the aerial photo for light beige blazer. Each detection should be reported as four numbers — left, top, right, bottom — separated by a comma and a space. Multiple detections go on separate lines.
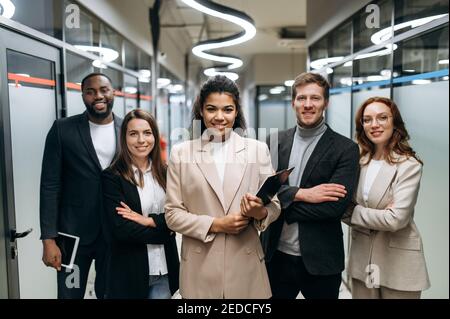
165, 132, 281, 299
346, 154, 430, 291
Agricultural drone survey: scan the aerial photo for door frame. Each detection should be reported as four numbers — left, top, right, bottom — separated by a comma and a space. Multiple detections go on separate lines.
0, 26, 62, 298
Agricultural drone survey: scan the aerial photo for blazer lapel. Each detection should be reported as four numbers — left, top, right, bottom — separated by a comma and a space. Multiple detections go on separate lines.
193, 138, 226, 211
278, 128, 295, 170
78, 112, 102, 171
367, 161, 397, 209
300, 127, 333, 186
122, 178, 143, 214
223, 133, 248, 214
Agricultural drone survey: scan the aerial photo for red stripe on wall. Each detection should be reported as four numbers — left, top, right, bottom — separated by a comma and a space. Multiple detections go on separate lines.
8, 73, 56, 87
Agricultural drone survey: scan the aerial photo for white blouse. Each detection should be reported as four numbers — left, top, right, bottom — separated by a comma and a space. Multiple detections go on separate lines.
209, 138, 231, 185
362, 159, 383, 202
133, 164, 168, 276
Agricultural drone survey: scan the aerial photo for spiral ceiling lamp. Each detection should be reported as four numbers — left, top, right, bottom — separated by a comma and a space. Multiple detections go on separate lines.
181, 0, 256, 81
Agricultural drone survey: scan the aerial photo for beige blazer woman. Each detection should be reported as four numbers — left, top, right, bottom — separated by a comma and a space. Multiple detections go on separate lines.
347, 154, 430, 292
165, 132, 281, 299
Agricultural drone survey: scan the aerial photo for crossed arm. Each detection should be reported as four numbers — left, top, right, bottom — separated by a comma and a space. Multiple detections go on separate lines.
278, 143, 360, 223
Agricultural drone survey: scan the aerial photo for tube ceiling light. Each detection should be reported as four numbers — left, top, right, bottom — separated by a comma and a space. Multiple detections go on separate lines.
0, 0, 15, 19
74, 45, 119, 69
181, 0, 256, 80
310, 14, 448, 73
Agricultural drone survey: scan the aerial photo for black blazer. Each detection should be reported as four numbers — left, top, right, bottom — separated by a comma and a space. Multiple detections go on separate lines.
261, 125, 359, 275
101, 168, 180, 299
40, 112, 122, 245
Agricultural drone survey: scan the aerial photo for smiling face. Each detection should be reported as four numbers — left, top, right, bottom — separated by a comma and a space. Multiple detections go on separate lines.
82, 75, 114, 121
362, 102, 394, 149
292, 83, 328, 128
126, 118, 155, 163
201, 92, 237, 139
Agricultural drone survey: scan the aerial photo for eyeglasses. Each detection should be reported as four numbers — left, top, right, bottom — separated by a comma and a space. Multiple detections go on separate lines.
361, 114, 392, 126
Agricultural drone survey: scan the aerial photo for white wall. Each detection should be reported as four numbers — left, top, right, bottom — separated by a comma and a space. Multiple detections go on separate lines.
306, 0, 372, 46
253, 53, 307, 85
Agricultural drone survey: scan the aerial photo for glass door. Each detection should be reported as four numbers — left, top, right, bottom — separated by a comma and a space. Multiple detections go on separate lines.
0, 27, 62, 298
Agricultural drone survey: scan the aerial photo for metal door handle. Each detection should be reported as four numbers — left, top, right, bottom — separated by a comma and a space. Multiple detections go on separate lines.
10, 228, 33, 242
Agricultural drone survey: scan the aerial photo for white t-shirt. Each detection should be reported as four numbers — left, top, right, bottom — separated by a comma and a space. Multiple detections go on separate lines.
89, 121, 116, 170
209, 139, 230, 185
363, 159, 384, 202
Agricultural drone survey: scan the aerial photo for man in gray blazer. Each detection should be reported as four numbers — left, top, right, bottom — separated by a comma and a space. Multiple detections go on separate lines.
40, 73, 122, 299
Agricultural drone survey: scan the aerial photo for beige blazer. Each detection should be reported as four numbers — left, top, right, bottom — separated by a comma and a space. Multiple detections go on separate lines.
347, 154, 430, 291
165, 132, 281, 299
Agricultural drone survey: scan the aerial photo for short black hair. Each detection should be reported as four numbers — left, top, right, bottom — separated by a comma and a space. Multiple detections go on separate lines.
81, 72, 113, 91
191, 75, 247, 135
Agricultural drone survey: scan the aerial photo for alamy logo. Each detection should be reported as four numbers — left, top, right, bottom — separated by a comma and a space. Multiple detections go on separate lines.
65, 4, 80, 29
365, 4, 380, 29
65, 264, 80, 289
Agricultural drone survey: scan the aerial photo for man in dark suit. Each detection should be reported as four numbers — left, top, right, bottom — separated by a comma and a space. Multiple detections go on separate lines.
40, 73, 122, 299
261, 72, 359, 299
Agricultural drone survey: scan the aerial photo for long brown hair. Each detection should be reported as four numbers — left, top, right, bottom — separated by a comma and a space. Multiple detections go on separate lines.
110, 109, 167, 190
355, 97, 422, 166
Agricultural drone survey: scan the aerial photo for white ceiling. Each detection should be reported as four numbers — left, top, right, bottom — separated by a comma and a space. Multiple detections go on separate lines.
159, 0, 307, 69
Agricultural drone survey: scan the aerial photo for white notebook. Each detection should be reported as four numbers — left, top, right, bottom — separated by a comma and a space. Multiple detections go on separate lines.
56, 232, 80, 269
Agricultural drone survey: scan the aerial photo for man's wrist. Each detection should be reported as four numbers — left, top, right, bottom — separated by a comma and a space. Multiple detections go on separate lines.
295, 188, 305, 202
43, 238, 56, 245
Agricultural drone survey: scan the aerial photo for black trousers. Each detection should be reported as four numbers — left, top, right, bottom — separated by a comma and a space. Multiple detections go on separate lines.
57, 235, 106, 299
267, 250, 341, 299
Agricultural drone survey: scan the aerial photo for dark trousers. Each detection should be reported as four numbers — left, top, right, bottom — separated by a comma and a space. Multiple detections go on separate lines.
57, 235, 106, 299
267, 250, 341, 299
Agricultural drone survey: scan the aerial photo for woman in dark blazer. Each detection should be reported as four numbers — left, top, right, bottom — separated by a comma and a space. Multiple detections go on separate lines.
102, 109, 179, 299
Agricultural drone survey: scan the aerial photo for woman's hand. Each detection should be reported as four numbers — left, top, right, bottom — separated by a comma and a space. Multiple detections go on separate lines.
240, 193, 268, 221
210, 214, 249, 234
116, 201, 156, 227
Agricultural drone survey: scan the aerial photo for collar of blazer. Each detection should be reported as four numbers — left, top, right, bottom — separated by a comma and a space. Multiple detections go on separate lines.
278, 125, 334, 186
193, 131, 247, 214
357, 153, 398, 209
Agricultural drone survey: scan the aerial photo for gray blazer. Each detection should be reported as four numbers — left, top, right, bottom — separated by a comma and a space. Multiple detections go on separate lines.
346, 154, 430, 291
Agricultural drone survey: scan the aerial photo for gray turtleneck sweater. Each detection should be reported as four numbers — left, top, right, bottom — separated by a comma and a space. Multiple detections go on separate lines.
277, 117, 327, 256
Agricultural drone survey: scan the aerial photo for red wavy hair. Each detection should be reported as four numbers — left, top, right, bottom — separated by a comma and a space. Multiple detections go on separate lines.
355, 97, 423, 166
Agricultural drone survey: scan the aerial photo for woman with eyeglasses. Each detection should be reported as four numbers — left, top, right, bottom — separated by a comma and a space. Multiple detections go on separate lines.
344, 97, 430, 298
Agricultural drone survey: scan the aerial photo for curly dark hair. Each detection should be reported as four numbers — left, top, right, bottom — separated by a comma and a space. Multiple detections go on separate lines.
355, 97, 423, 166
191, 75, 247, 137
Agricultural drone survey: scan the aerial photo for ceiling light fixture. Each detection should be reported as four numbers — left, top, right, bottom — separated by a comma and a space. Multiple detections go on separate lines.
75, 45, 119, 69
181, 0, 256, 80
371, 14, 448, 45
204, 68, 239, 81
310, 14, 448, 74
0, 0, 15, 19
157, 78, 171, 89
